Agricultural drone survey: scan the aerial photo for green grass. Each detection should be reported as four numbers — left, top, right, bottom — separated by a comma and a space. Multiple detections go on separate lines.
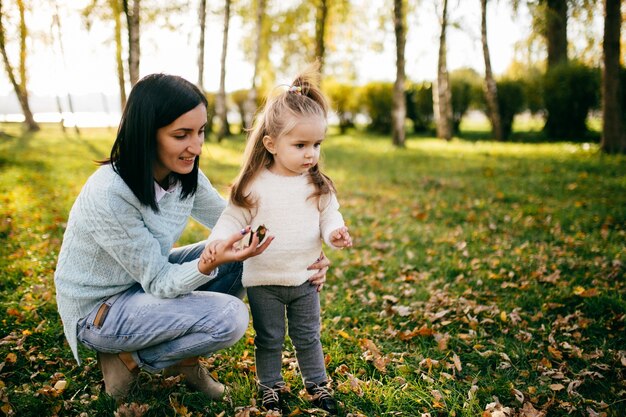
1, 123, 625, 416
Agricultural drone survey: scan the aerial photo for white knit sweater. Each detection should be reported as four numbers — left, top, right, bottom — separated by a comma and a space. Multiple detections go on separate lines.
207, 169, 345, 287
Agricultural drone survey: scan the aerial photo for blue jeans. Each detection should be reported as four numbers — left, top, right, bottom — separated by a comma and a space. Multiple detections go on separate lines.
247, 283, 328, 389
76, 242, 248, 373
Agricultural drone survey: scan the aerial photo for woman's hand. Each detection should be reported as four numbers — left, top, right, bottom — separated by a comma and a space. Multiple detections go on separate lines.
307, 252, 331, 292
198, 226, 274, 275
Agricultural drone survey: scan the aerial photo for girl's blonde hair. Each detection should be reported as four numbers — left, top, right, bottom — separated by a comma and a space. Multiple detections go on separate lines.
230, 62, 336, 209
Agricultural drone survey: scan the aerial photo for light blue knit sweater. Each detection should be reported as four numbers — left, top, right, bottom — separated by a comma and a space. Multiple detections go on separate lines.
54, 165, 227, 362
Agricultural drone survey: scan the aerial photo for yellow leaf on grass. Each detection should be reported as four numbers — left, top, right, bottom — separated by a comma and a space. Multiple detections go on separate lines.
337, 330, 352, 340
548, 346, 563, 361
5, 353, 16, 363
54, 380, 67, 392
549, 383, 565, 391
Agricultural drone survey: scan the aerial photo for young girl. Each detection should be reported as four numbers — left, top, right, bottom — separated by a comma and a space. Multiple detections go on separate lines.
203, 64, 352, 414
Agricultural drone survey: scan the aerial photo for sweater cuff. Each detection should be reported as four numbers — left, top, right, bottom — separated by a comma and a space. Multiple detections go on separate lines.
175, 262, 219, 294
202, 266, 219, 280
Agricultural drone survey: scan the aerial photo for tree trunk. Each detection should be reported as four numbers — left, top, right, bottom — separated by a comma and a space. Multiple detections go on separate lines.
197, 0, 207, 91
601, 0, 625, 154
53, 4, 80, 136
0, 0, 39, 132
112, 0, 127, 110
245, 0, 266, 130
314, 0, 329, 73
546, 0, 567, 68
392, 0, 406, 147
434, 0, 452, 141
481, 0, 503, 141
217, 0, 231, 141
123, 0, 140, 86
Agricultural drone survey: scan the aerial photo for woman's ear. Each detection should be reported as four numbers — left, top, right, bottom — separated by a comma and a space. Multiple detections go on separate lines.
262, 135, 276, 154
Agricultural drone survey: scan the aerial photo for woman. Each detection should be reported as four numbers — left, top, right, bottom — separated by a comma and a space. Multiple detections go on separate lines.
53, 73, 330, 400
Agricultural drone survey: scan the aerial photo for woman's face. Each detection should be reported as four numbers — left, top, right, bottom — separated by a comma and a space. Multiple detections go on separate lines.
154, 104, 207, 185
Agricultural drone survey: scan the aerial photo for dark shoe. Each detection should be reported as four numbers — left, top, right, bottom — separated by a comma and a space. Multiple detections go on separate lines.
260, 382, 286, 412
97, 352, 139, 399
307, 382, 338, 415
164, 357, 225, 400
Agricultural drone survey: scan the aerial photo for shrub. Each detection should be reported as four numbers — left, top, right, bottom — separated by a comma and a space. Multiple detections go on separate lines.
543, 62, 600, 139
360, 81, 394, 133
204, 91, 216, 135
450, 68, 483, 133
405, 82, 433, 133
230, 89, 249, 132
325, 81, 359, 134
496, 79, 526, 140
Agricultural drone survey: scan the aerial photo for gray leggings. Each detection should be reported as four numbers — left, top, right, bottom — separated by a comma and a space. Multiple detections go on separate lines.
247, 282, 328, 389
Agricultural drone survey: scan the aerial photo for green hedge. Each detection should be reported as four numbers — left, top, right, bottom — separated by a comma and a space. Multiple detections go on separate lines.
543, 62, 600, 139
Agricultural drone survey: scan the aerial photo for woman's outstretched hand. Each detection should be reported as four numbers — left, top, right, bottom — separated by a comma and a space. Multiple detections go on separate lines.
307, 252, 331, 292
198, 226, 274, 275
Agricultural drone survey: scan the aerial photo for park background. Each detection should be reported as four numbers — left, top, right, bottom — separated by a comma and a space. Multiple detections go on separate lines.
1, 0, 625, 416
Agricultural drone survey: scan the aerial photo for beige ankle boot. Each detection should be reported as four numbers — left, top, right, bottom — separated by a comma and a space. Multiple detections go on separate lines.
164, 357, 225, 399
97, 352, 139, 399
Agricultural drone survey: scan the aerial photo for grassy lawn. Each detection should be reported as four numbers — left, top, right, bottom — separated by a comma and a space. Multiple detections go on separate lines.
0, 123, 624, 417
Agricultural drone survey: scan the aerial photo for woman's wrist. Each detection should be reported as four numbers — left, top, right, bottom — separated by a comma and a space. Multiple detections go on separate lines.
197, 258, 220, 277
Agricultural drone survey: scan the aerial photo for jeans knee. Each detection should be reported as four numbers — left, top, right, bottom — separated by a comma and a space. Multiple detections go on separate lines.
224, 298, 249, 343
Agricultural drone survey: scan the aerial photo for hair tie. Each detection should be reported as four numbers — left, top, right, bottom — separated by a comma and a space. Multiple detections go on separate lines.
288, 85, 302, 95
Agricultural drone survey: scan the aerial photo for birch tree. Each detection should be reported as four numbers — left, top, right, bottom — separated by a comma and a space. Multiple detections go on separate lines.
197, 0, 207, 91
392, 0, 406, 147
52, 3, 80, 135
123, 0, 140, 86
481, 0, 502, 140
83, 0, 127, 109
433, 0, 453, 141
111, 0, 127, 109
315, 0, 329, 72
0, 0, 39, 132
244, 0, 266, 130
601, 0, 625, 153
216, 0, 232, 141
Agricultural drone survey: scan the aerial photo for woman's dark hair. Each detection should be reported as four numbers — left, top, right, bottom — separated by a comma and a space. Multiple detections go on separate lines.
101, 73, 208, 212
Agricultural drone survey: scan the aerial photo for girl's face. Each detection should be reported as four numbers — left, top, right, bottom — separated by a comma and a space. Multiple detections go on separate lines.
263, 116, 326, 177
154, 104, 207, 185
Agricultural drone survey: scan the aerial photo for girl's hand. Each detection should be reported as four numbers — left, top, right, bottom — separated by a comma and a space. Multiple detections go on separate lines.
198, 226, 274, 275
330, 226, 352, 248
307, 252, 331, 292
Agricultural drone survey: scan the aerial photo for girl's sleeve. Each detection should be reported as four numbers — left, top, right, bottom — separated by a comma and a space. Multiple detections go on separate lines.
319, 193, 346, 248
191, 170, 228, 228
207, 202, 251, 244
81, 188, 216, 298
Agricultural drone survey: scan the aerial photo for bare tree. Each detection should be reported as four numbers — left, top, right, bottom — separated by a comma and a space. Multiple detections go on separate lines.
433, 0, 453, 141
52, 3, 80, 135
82, 0, 127, 110
197, 0, 207, 91
123, 0, 140, 86
546, 0, 568, 67
601, 0, 625, 153
217, 0, 232, 141
244, 0, 266, 130
0, 0, 39, 132
392, 0, 406, 147
315, 0, 329, 73
481, 0, 502, 140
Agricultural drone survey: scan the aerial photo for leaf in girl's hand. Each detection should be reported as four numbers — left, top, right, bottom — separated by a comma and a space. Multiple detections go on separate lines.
238, 225, 269, 250
248, 224, 268, 245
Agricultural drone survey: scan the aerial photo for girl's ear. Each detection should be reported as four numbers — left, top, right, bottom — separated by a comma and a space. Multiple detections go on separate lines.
262, 135, 276, 154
